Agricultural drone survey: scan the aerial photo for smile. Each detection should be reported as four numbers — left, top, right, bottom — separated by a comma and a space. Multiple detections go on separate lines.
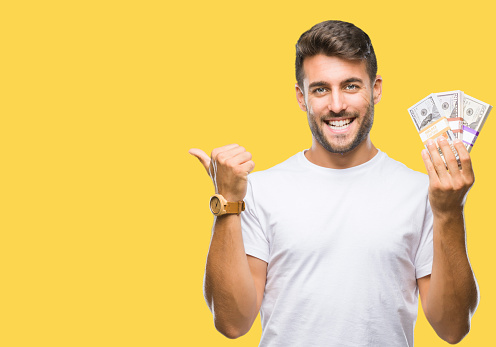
324, 118, 356, 130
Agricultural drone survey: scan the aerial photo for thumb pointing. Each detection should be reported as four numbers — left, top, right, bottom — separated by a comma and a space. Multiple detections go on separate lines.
188, 148, 211, 173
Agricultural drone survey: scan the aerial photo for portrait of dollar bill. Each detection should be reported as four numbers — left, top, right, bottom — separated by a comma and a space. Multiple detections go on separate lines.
409, 94, 444, 133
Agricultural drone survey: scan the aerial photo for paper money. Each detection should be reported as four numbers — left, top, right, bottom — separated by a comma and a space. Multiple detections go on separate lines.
408, 94, 456, 142
408, 94, 458, 163
462, 93, 492, 152
435, 90, 464, 140
409, 91, 492, 159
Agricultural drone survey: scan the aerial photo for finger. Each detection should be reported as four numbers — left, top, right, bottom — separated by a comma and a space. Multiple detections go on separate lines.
239, 160, 255, 175
188, 148, 211, 173
421, 148, 440, 186
453, 139, 474, 178
214, 146, 247, 169
436, 137, 461, 178
229, 151, 253, 166
218, 146, 247, 163
211, 144, 239, 160
425, 139, 449, 181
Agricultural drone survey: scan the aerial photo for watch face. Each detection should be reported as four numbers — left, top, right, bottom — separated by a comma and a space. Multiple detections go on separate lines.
210, 196, 222, 214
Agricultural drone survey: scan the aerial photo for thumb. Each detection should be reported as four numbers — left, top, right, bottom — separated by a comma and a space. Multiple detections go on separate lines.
188, 148, 211, 173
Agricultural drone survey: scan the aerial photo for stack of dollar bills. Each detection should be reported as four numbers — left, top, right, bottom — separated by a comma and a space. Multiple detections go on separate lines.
408, 91, 492, 153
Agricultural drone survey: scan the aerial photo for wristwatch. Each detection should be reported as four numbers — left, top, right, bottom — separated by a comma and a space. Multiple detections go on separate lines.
209, 194, 245, 216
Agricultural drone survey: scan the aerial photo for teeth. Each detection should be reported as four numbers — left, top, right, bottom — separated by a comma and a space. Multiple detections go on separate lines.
327, 118, 353, 129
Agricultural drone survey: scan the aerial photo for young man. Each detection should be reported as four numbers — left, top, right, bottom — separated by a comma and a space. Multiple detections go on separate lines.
189, 20, 478, 346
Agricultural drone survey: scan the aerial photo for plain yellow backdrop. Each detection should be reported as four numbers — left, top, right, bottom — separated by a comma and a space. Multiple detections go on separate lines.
1, 0, 494, 346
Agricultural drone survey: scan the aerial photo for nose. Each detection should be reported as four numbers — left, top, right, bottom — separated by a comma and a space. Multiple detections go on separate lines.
327, 91, 347, 114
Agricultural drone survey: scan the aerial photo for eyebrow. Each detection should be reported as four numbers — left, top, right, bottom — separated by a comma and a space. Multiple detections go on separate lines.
342, 77, 364, 84
308, 81, 330, 89
308, 78, 364, 90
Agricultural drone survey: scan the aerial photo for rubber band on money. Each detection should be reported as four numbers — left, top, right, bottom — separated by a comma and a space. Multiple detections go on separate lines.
448, 117, 463, 132
419, 118, 451, 144
462, 125, 479, 147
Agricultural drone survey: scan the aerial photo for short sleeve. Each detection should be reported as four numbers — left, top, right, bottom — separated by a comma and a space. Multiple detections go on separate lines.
241, 178, 270, 263
414, 196, 434, 279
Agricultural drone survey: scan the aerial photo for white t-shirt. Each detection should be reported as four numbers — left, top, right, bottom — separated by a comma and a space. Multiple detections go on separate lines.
241, 150, 433, 347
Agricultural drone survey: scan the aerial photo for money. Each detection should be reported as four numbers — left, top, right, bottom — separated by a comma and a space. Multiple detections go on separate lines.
462, 94, 492, 152
408, 94, 456, 142
435, 90, 464, 140
408, 94, 458, 164
409, 92, 492, 156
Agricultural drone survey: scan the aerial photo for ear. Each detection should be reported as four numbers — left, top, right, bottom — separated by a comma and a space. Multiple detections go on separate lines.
295, 84, 307, 112
372, 75, 383, 105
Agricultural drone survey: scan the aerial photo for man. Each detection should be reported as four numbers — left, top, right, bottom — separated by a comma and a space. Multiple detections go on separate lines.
189, 20, 478, 346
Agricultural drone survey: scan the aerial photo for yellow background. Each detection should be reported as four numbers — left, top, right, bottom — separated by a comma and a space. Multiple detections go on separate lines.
1, 0, 494, 346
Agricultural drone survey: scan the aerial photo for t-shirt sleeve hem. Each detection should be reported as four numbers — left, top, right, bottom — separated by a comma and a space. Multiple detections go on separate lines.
415, 264, 432, 279
245, 245, 269, 263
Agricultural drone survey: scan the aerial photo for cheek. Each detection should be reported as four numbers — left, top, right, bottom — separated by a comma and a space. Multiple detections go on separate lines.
345, 92, 372, 109
307, 96, 329, 113
346, 92, 367, 102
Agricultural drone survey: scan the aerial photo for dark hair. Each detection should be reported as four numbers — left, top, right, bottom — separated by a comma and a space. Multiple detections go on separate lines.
295, 20, 377, 91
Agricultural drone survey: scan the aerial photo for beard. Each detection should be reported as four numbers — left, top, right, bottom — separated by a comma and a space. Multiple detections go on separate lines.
307, 100, 374, 154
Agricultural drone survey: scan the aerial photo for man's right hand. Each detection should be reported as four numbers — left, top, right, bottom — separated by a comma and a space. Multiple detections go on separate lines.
188, 144, 255, 202
189, 144, 265, 338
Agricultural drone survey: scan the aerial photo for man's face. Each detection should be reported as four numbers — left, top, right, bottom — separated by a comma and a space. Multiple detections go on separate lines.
296, 55, 382, 154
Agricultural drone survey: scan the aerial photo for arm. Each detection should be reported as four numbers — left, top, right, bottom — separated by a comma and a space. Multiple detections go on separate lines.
189, 145, 267, 339
418, 137, 479, 344
204, 215, 267, 338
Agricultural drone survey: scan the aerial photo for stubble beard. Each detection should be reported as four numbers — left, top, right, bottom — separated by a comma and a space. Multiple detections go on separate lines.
307, 100, 374, 154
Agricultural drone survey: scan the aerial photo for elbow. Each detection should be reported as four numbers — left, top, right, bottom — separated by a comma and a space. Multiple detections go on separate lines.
212, 308, 255, 339
426, 310, 472, 344
207, 292, 258, 339
443, 333, 467, 345
214, 321, 249, 339
440, 324, 471, 345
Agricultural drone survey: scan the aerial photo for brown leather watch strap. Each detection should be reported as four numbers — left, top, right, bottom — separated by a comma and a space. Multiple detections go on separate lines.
225, 201, 246, 215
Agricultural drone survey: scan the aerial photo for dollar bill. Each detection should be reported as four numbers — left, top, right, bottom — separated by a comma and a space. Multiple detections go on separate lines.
408, 93, 459, 164
435, 90, 464, 140
408, 93, 456, 141
462, 93, 492, 152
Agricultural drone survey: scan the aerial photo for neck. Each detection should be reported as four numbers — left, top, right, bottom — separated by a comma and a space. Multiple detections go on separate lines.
304, 136, 378, 169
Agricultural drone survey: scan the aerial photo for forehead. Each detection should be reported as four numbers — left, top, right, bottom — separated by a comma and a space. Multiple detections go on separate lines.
302, 54, 369, 85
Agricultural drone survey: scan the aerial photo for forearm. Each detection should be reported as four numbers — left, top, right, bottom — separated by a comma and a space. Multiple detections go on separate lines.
425, 209, 479, 342
203, 214, 258, 338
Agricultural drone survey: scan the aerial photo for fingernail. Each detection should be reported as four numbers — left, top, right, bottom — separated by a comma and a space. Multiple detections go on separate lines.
454, 139, 462, 144
437, 136, 446, 142
426, 139, 434, 146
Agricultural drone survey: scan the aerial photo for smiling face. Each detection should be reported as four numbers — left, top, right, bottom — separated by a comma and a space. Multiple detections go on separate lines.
296, 54, 382, 156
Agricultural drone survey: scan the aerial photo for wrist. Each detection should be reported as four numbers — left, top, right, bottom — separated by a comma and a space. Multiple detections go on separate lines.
217, 191, 245, 202
210, 194, 245, 216
432, 207, 464, 221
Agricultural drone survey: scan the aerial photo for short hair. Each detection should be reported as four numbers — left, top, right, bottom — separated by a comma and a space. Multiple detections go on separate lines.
295, 20, 378, 91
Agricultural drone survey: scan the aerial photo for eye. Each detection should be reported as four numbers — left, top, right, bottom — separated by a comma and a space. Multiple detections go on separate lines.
345, 84, 359, 91
313, 87, 328, 94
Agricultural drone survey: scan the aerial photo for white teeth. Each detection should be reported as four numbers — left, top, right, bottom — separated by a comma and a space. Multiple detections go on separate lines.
327, 119, 353, 129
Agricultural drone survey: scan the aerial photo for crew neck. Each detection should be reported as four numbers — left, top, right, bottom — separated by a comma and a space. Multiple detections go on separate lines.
297, 149, 385, 175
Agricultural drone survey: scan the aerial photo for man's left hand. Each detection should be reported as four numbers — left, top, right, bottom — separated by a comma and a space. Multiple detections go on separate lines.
421, 137, 475, 216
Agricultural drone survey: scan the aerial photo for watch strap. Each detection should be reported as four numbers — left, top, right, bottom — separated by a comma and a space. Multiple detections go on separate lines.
225, 200, 245, 215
